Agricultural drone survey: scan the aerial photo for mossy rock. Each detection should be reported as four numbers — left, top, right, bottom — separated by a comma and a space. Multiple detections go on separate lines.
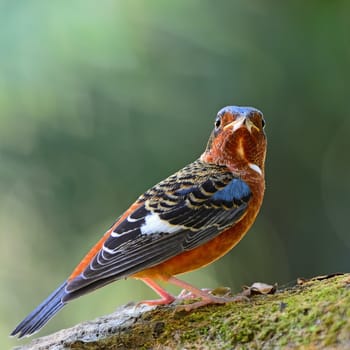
16, 273, 350, 349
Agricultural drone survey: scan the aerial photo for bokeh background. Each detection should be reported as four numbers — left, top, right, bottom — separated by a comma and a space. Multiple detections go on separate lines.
2, 1, 349, 347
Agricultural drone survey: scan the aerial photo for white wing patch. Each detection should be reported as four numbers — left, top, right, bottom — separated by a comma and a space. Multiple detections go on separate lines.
141, 212, 180, 235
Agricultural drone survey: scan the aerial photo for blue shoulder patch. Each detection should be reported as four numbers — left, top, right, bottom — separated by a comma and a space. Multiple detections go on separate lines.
211, 178, 251, 203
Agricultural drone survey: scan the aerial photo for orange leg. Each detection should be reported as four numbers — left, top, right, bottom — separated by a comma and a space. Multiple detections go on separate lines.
138, 278, 176, 306
138, 276, 245, 311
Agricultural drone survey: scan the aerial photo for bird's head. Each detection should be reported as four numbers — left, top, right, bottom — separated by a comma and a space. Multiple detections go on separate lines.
201, 106, 267, 176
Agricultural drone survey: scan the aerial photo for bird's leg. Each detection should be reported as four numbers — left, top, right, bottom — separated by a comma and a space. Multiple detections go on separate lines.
167, 276, 246, 311
137, 278, 176, 306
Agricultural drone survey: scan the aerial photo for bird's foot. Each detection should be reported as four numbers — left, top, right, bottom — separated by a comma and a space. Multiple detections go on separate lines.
177, 286, 234, 300
166, 276, 248, 311
137, 276, 248, 311
176, 292, 247, 312
177, 288, 211, 300
136, 277, 176, 307
136, 294, 176, 307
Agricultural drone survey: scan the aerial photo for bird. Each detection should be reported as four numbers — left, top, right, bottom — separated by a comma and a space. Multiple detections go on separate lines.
11, 105, 267, 338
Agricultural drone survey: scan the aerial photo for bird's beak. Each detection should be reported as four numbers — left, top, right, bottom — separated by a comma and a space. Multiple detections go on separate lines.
224, 116, 260, 133
245, 118, 260, 133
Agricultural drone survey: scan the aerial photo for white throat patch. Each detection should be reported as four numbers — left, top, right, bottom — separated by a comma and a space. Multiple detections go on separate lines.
248, 163, 262, 175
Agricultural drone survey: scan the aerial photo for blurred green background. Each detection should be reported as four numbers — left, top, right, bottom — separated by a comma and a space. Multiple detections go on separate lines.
2, 1, 349, 347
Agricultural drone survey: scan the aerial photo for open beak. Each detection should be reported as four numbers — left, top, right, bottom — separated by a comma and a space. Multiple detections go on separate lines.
224, 116, 260, 133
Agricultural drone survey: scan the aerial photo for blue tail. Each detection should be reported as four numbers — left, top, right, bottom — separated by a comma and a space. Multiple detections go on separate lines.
11, 281, 68, 338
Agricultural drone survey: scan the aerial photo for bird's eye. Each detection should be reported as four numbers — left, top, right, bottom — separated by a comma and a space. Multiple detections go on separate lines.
261, 118, 266, 128
215, 117, 221, 129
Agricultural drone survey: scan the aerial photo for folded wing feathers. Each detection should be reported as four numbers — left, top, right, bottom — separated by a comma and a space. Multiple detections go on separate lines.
65, 160, 251, 297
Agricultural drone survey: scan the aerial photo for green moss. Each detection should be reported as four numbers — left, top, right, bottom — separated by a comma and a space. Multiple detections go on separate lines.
153, 274, 349, 349
63, 274, 350, 349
